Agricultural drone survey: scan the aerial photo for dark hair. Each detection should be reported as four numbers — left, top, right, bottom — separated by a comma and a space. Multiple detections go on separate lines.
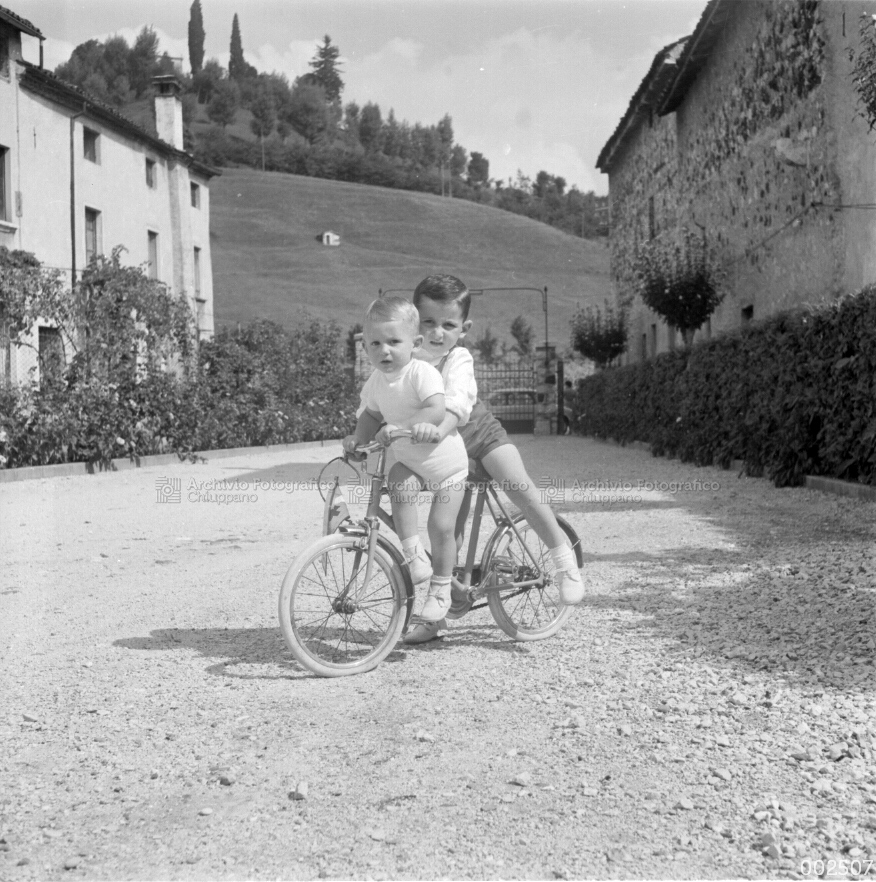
412, 274, 471, 321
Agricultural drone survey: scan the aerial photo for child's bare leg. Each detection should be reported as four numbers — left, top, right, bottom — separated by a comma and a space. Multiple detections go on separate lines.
420, 479, 466, 622
427, 480, 466, 577
388, 463, 431, 584
480, 444, 584, 604
480, 444, 567, 546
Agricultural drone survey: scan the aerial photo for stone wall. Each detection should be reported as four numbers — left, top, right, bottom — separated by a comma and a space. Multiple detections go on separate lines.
609, 0, 876, 362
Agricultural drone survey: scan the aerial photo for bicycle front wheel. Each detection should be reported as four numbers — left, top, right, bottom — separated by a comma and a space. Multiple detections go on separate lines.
482, 514, 581, 641
279, 534, 407, 677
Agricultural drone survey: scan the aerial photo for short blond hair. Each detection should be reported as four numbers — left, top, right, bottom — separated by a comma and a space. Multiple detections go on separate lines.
365, 296, 420, 336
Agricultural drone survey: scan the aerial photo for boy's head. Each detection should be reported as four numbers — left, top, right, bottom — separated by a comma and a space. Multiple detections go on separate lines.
412, 275, 473, 361
412, 274, 471, 321
363, 295, 423, 374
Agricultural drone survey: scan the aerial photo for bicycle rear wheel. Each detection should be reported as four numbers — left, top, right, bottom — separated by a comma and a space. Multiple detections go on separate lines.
482, 514, 581, 641
279, 533, 407, 676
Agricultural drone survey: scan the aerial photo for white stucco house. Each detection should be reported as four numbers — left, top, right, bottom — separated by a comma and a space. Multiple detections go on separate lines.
0, 5, 218, 384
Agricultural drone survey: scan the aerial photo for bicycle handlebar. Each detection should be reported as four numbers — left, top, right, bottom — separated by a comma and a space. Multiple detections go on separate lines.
350, 428, 437, 457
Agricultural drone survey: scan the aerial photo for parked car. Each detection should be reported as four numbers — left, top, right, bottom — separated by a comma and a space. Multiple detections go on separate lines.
484, 388, 572, 433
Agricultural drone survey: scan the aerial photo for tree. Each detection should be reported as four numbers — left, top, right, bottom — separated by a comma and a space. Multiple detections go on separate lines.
249, 84, 276, 169
450, 144, 468, 178
192, 58, 224, 103
228, 14, 247, 81
308, 35, 343, 102
358, 102, 383, 153
188, 0, 205, 75
634, 227, 725, 346
509, 315, 535, 358
436, 113, 454, 195
468, 151, 489, 186
128, 26, 160, 96
382, 109, 401, 157
472, 327, 501, 365
284, 79, 331, 144
207, 78, 239, 129
570, 300, 628, 368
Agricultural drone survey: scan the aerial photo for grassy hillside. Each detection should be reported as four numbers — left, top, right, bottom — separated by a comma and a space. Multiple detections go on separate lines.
209, 168, 610, 350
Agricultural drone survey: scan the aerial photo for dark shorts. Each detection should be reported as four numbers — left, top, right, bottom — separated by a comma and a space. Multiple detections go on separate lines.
459, 400, 511, 462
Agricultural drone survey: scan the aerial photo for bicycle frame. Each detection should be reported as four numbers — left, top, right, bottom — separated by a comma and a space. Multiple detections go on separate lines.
326, 447, 548, 607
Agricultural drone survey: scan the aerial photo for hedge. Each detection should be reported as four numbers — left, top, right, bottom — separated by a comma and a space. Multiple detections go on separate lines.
0, 320, 359, 470
572, 285, 876, 488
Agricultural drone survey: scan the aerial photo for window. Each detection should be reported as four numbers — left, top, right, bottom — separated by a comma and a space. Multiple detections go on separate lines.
38, 326, 64, 383
649, 323, 657, 358
145, 158, 156, 188
0, 28, 9, 78
193, 247, 202, 298
84, 208, 101, 264
648, 196, 656, 240
741, 305, 754, 325
147, 231, 159, 279
0, 145, 8, 222
83, 128, 100, 163
190, 183, 200, 208
640, 333, 647, 362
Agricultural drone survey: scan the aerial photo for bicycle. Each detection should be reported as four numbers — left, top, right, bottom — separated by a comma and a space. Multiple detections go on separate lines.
278, 430, 583, 677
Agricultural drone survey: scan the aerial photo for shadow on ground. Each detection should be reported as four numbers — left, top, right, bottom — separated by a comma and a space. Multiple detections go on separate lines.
579, 542, 876, 693
113, 621, 524, 680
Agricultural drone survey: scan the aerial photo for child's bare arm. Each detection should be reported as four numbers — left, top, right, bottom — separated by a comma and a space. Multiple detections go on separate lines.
343, 408, 383, 454
410, 394, 446, 443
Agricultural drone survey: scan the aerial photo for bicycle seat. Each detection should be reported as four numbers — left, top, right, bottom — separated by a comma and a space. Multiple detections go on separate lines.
467, 458, 492, 486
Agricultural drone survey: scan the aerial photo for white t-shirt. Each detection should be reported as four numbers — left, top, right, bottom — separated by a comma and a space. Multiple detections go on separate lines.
359, 359, 467, 486
415, 346, 478, 427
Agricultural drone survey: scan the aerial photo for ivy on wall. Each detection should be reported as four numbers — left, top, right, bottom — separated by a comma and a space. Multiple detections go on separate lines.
608, 0, 832, 307
849, 11, 876, 132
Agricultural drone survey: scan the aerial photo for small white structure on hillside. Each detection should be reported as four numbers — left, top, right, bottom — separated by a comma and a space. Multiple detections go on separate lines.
321, 230, 340, 246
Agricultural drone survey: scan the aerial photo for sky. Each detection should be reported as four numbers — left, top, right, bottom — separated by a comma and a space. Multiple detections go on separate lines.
15, 0, 709, 194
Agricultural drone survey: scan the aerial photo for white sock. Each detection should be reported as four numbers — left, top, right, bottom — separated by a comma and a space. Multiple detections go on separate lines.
429, 575, 451, 594
550, 543, 577, 571
402, 536, 424, 560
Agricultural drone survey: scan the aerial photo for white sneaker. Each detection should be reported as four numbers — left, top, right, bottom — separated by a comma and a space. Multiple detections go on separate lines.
404, 618, 446, 644
556, 567, 585, 605
405, 552, 432, 585
420, 581, 451, 622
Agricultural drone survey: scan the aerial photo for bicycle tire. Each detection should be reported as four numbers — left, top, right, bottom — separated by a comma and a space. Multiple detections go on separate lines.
279, 533, 407, 677
482, 513, 581, 641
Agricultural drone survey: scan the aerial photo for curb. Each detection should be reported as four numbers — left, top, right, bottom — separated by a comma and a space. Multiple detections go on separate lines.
0, 439, 342, 485
585, 435, 875, 504
804, 475, 876, 502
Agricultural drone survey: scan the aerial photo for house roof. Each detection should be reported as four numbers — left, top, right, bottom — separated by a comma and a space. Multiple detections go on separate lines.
596, 37, 688, 173
17, 61, 218, 180
0, 4, 43, 39
659, 0, 732, 114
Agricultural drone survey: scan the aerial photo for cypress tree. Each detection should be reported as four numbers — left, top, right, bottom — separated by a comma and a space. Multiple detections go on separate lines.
188, 0, 205, 75
229, 13, 246, 81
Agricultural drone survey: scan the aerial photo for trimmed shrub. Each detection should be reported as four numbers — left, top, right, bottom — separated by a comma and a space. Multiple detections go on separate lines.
572, 286, 876, 487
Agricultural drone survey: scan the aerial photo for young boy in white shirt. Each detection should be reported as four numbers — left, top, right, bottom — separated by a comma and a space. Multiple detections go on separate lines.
405, 275, 585, 643
343, 296, 468, 622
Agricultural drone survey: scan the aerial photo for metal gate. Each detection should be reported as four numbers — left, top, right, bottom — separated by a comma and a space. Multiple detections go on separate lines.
475, 363, 538, 434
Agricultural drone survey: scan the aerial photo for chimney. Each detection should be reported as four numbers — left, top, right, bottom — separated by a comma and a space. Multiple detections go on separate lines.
153, 75, 183, 150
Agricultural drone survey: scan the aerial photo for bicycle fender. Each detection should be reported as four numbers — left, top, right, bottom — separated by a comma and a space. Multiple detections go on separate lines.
376, 536, 416, 629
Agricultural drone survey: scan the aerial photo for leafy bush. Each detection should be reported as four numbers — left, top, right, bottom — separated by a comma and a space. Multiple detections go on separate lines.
634, 227, 724, 346
0, 248, 358, 469
572, 285, 876, 487
570, 299, 628, 368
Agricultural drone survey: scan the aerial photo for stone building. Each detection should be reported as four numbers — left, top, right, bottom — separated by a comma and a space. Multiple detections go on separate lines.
0, 5, 217, 384
597, 0, 876, 362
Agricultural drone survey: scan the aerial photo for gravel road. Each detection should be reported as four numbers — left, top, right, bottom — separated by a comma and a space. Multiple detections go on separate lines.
1, 436, 875, 881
